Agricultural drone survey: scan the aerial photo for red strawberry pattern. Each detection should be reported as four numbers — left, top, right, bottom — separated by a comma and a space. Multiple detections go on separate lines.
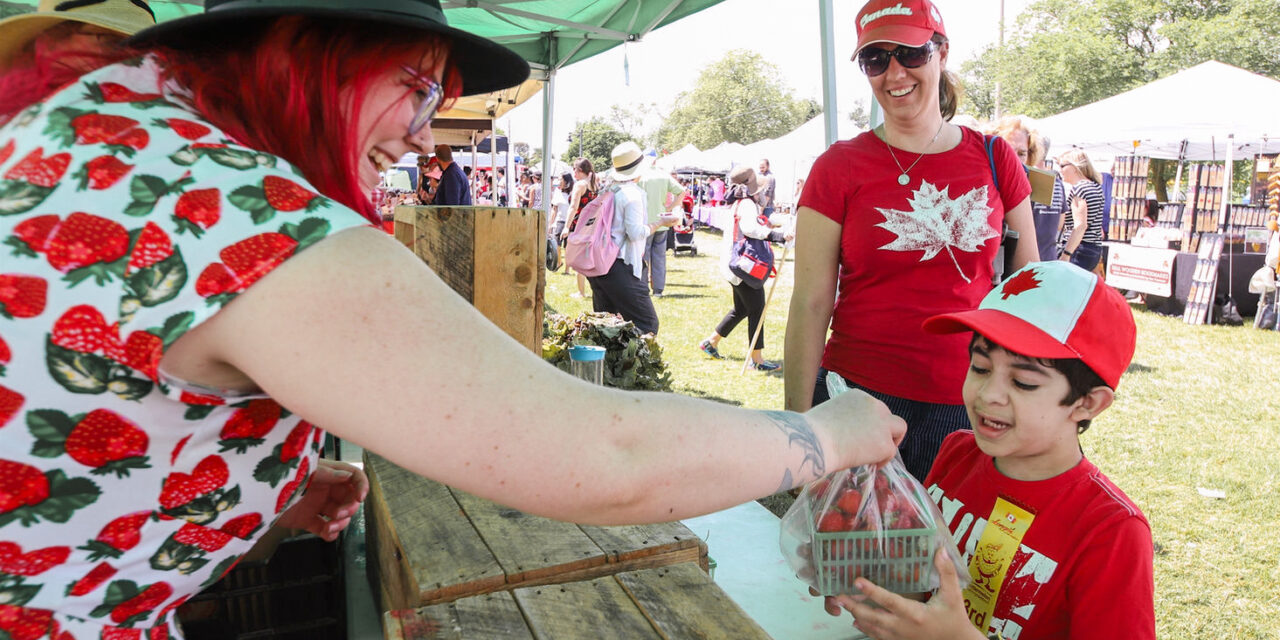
80, 511, 150, 561
0, 274, 47, 319
73, 155, 134, 190
172, 188, 220, 237
0, 56, 365, 638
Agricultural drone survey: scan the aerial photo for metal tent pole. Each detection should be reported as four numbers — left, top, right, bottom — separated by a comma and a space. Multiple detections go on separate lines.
818, 0, 839, 147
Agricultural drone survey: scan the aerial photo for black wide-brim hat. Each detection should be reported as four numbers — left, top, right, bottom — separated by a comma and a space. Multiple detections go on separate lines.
127, 0, 530, 96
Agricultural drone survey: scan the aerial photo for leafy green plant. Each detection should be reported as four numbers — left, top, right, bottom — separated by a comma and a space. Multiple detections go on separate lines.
543, 311, 672, 391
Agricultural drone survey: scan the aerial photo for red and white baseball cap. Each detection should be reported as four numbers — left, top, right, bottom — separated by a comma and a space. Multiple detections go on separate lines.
855, 0, 947, 54
922, 262, 1137, 389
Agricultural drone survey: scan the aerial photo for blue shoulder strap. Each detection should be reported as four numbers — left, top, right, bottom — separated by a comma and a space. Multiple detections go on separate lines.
984, 134, 998, 188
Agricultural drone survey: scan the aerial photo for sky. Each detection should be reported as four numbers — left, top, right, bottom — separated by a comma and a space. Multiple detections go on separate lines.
501, 0, 1033, 156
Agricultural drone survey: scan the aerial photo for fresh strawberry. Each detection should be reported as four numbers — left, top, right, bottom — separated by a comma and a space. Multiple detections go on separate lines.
0, 603, 53, 640
156, 118, 211, 141
74, 154, 133, 190
817, 512, 848, 533
219, 232, 297, 286
0, 460, 49, 514
275, 457, 310, 514
66, 560, 117, 596
834, 488, 863, 515
119, 330, 162, 381
44, 212, 129, 273
109, 581, 172, 624
81, 511, 150, 560
262, 175, 321, 211
10, 214, 60, 254
64, 409, 150, 475
219, 513, 262, 539
87, 82, 162, 104
50, 305, 118, 354
219, 399, 282, 446
0, 541, 70, 575
0, 139, 13, 165
0, 274, 46, 318
126, 222, 173, 272
0, 386, 22, 428
173, 188, 221, 235
3, 147, 71, 188
194, 262, 241, 298
173, 522, 232, 552
280, 422, 312, 462
70, 113, 141, 146
159, 455, 229, 510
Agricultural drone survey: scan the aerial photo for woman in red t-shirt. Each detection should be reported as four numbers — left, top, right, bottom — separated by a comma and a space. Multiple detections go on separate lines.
783, 0, 1038, 482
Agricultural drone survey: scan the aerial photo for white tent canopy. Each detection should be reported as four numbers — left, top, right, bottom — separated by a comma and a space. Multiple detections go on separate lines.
1035, 61, 1280, 162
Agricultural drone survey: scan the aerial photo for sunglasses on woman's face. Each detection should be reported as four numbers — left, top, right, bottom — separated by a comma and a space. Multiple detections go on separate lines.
856, 41, 937, 77
400, 65, 444, 136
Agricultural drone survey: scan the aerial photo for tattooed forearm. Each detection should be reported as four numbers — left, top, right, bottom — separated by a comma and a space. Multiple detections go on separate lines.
764, 410, 825, 491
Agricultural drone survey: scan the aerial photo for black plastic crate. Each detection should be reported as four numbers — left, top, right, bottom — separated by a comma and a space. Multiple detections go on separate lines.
179, 534, 344, 639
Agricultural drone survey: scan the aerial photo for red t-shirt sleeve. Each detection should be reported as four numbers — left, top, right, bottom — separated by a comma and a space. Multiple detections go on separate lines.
797, 145, 850, 224
989, 135, 1032, 212
1065, 514, 1156, 639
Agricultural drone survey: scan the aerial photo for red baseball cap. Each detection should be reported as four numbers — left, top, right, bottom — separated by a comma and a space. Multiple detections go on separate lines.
922, 262, 1137, 389
855, 0, 947, 54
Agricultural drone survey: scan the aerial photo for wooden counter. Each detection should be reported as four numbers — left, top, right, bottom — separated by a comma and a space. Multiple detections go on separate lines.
364, 452, 708, 612
381, 563, 771, 639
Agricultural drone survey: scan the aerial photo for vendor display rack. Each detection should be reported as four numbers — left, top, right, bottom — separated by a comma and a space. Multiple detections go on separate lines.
1109, 155, 1150, 242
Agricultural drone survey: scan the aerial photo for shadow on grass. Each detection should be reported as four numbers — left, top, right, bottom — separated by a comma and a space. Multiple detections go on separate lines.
655, 292, 713, 300
675, 387, 744, 406
1127, 362, 1156, 374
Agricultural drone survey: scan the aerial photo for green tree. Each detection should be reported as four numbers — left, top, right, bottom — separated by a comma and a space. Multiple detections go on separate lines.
559, 117, 633, 179
655, 49, 820, 150
848, 99, 870, 129
959, 0, 1280, 119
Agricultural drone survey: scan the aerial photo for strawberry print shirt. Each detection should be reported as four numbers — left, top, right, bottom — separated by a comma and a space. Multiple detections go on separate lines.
0, 57, 369, 639
798, 127, 1031, 404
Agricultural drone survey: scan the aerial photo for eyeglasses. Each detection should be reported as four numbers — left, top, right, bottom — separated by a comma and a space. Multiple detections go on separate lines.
400, 65, 443, 136
855, 41, 936, 77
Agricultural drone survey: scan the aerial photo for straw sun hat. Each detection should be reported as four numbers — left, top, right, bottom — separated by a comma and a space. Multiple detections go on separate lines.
0, 0, 157, 69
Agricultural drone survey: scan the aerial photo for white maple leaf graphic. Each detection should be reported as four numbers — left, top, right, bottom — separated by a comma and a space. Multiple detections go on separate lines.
875, 181, 999, 283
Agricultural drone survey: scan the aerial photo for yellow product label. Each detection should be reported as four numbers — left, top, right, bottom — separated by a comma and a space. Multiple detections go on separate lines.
962, 497, 1035, 633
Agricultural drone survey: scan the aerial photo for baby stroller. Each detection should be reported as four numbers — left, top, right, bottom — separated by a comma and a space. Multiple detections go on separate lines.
672, 194, 697, 256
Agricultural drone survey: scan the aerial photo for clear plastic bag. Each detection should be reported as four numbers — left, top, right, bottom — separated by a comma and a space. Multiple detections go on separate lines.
779, 373, 968, 596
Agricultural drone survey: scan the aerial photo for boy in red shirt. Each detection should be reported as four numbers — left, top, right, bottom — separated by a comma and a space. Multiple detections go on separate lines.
840, 261, 1155, 640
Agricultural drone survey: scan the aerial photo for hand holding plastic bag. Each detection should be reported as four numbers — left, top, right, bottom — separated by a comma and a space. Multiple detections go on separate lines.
779, 373, 968, 597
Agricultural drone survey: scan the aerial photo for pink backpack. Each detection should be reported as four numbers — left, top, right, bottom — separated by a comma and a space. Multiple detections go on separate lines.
564, 188, 619, 277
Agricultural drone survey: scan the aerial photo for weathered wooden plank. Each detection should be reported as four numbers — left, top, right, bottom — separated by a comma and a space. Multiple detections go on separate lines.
412, 206, 476, 303
451, 489, 606, 586
472, 207, 544, 353
364, 453, 505, 610
383, 591, 534, 640
512, 576, 661, 639
393, 205, 416, 248
579, 523, 707, 568
614, 563, 773, 640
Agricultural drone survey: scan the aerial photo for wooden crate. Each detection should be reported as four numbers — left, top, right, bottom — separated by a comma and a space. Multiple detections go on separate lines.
393, 205, 545, 353
363, 452, 708, 613
382, 563, 770, 640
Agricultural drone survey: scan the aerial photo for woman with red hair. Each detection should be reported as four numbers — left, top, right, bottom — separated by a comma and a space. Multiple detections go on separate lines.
0, 1, 904, 637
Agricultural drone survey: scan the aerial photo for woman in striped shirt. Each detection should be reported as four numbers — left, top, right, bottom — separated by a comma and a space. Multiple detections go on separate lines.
1057, 149, 1106, 270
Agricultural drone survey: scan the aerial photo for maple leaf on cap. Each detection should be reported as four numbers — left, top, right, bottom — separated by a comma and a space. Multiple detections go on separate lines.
1000, 267, 1042, 299
875, 181, 998, 283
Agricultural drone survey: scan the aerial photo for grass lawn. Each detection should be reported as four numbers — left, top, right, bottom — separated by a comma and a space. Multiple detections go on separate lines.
544, 226, 1280, 639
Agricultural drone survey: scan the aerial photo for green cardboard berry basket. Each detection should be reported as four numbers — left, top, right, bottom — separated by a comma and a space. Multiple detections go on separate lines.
811, 525, 938, 595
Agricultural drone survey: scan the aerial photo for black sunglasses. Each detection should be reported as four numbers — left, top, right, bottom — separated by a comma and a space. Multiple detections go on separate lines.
856, 41, 937, 77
